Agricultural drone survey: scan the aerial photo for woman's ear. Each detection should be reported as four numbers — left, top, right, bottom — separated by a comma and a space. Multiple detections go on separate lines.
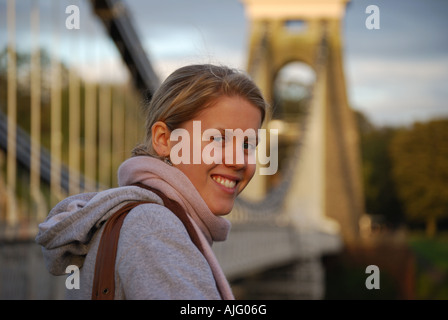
151, 121, 172, 157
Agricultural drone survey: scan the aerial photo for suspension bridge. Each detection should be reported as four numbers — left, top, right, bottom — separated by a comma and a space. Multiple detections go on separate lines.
0, 0, 364, 299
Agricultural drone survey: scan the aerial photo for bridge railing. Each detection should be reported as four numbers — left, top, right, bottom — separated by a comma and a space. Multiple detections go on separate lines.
0, 0, 150, 240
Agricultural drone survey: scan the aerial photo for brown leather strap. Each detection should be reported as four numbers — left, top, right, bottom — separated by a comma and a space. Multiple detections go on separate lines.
91, 201, 153, 299
91, 184, 204, 300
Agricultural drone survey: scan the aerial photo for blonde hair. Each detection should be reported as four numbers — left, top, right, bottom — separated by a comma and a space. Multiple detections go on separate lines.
132, 64, 268, 158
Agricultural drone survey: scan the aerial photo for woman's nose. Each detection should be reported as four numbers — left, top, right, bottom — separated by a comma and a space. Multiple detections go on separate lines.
223, 138, 246, 169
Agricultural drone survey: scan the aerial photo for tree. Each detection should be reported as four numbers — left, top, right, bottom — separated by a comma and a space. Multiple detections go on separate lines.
390, 119, 448, 236
355, 111, 404, 227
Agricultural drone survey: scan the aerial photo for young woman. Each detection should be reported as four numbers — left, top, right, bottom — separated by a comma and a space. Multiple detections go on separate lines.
36, 64, 268, 300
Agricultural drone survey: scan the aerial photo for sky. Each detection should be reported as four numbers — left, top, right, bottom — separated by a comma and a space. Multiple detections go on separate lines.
1, 0, 447, 127
123, 0, 448, 127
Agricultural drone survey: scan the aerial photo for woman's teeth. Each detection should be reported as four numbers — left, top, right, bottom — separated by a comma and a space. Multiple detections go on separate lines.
212, 176, 236, 189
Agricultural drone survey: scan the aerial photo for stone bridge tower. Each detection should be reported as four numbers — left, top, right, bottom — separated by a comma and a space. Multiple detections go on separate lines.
240, 0, 364, 243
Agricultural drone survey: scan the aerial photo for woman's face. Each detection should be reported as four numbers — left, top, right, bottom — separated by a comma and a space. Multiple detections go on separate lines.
170, 95, 262, 216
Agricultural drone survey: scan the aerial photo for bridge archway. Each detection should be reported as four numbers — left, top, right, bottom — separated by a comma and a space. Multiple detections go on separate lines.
273, 61, 315, 119
241, 0, 364, 244
270, 61, 316, 187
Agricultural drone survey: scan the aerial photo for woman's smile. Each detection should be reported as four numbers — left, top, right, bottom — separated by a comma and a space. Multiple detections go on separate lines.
211, 174, 240, 194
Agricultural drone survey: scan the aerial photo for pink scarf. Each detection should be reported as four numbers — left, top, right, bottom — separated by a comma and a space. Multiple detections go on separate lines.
117, 156, 234, 300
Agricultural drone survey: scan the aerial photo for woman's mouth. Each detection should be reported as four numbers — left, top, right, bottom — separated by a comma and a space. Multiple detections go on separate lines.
211, 175, 238, 190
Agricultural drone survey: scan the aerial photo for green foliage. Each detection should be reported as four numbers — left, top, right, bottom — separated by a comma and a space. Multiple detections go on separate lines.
390, 119, 448, 233
355, 111, 404, 226
408, 233, 448, 299
356, 110, 448, 233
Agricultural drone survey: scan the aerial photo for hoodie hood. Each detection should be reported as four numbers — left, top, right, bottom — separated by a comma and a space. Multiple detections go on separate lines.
35, 186, 162, 276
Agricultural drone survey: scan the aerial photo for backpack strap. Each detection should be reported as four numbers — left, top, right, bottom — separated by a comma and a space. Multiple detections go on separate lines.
91, 183, 204, 300
91, 201, 152, 300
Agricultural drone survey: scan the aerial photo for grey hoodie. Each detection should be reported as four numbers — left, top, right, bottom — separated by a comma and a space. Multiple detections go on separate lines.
35, 186, 221, 299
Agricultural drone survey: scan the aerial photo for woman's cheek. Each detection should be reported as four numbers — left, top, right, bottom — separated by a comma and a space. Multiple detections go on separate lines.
248, 163, 257, 180
239, 163, 257, 194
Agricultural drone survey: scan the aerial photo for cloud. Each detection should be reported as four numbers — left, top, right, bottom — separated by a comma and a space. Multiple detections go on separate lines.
125, 0, 249, 79
347, 56, 448, 125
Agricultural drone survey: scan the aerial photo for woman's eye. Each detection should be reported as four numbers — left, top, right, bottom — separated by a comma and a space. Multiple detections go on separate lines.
213, 135, 225, 143
244, 142, 256, 151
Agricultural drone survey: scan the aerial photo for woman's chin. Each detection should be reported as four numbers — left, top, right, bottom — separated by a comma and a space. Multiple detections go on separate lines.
209, 202, 234, 216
